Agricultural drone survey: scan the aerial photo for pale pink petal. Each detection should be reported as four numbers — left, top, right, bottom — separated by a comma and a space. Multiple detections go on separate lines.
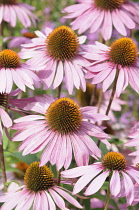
53, 61, 63, 89
90, 10, 104, 33
101, 11, 112, 40
0, 68, 7, 93
5, 69, 13, 93
54, 187, 83, 209
0, 108, 12, 128
116, 69, 125, 97
64, 135, 72, 169
49, 189, 66, 210
61, 165, 95, 178
40, 191, 48, 210
84, 170, 109, 195
68, 61, 80, 89
33, 193, 41, 210
117, 9, 135, 29
64, 61, 74, 94
73, 166, 103, 194
110, 171, 120, 196
11, 69, 26, 91
112, 10, 127, 36
56, 136, 67, 170
45, 191, 56, 210
103, 69, 116, 92
14, 115, 45, 123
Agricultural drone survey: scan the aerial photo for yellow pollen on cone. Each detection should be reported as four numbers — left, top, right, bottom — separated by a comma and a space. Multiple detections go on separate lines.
46, 26, 79, 61
0, 49, 20, 68
94, 0, 125, 11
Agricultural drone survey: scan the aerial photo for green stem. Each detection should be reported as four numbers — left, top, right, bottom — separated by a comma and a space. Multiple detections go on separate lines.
57, 169, 62, 186
104, 181, 111, 210
0, 143, 7, 192
104, 172, 113, 210
57, 83, 62, 99
105, 68, 120, 116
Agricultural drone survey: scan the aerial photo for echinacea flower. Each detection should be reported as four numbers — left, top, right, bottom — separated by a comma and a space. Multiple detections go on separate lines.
12, 96, 110, 170
0, 162, 82, 210
62, 152, 139, 204
0, 0, 37, 28
19, 26, 89, 94
85, 37, 139, 97
5, 29, 37, 49
63, 0, 139, 40
0, 49, 39, 93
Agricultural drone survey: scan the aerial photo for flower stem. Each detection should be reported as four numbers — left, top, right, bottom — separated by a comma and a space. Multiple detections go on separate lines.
57, 83, 62, 99
104, 181, 111, 210
0, 143, 7, 192
105, 68, 119, 116
57, 169, 62, 186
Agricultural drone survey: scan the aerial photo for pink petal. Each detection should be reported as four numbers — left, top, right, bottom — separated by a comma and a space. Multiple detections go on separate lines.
101, 11, 112, 40
110, 171, 120, 196
84, 170, 109, 195
49, 189, 66, 210
0, 108, 12, 128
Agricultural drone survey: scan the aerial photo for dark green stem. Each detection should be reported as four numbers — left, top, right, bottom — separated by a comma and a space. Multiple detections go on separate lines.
105, 68, 119, 116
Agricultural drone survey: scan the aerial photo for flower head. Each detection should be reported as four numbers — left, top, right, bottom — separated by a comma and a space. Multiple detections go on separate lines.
0, 0, 37, 27
20, 26, 89, 94
62, 152, 139, 204
85, 38, 139, 96
0, 49, 39, 93
0, 161, 82, 210
12, 95, 110, 170
63, 0, 139, 40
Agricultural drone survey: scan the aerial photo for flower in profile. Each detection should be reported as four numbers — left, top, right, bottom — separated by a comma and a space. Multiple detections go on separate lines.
63, 0, 139, 40
85, 37, 139, 97
19, 26, 89, 94
12, 96, 110, 170
0, 49, 39, 93
5, 29, 37, 49
0, 0, 37, 27
0, 162, 82, 210
62, 152, 139, 204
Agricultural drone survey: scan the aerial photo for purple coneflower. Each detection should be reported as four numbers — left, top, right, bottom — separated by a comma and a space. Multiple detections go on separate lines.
85, 37, 139, 97
12, 96, 110, 170
19, 26, 89, 94
0, 0, 37, 27
63, 0, 139, 40
62, 152, 139, 204
0, 162, 82, 210
0, 49, 39, 93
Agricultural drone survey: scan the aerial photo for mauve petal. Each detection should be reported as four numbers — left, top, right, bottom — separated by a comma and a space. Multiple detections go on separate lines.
78, 8, 99, 34
71, 133, 89, 166
0, 68, 7, 93
0, 121, 2, 145
92, 68, 112, 84
50, 134, 61, 165
64, 61, 74, 94
14, 115, 45, 123
63, 3, 91, 13
13, 125, 46, 141
61, 165, 94, 178
40, 191, 48, 210
90, 10, 104, 33
56, 136, 67, 170
49, 189, 66, 210
5, 69, 13, 93
73, 167, 103, 194
68, 61, 80, 90
45, 191, 56, 210
73, 62, 86, 91
110, 171, 120, 196
11, 69, 26, 91
117, 9, 135, 29
112, 10, 127, 36
53, 61, 63, 89
15, 193, 34, 210
116, 69, 125, 97
0, 108, 12, 128
9, 6, 16, 27
64, 135, 72, 169
33, 193, 41, 210
101, 11, 112, 40
78, 35, 87, 44
103, 68, 116, 92
40, 133, 57, 166
122, 172, 134, 204
53, 187, 83, 209
84, 170, 109, 195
